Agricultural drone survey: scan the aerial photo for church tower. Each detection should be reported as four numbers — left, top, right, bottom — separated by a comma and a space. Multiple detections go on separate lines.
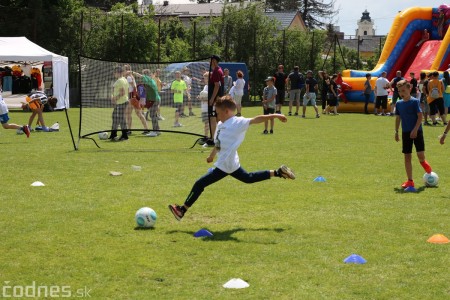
356, 9, 375, 36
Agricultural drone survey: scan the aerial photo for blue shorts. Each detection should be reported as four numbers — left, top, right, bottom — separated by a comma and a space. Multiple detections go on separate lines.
0, 113, 10, 124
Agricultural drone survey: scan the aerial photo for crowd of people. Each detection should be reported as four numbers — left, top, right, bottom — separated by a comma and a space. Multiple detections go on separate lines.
108, 59, 450, 144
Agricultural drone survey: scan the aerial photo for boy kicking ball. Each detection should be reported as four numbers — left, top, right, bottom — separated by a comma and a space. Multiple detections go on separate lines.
394, 80, 432, 189
169, 95, 295, 221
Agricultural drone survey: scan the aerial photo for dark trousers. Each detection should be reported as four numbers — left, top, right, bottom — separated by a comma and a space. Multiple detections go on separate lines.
111, 102, 128, 138
321, 92, 327, 110
364, 93, 370, 113
184, 167, 271, 207
149, 103, 159, 131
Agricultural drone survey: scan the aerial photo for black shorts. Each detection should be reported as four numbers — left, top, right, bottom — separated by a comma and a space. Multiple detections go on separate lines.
327, 93, 337, 106
392, 91, 401, 104
376, 95, 388, 109
402, 130, 425, 154
275, 91, 285, 105
263, 107, 275, 115
429, 98, 445, 116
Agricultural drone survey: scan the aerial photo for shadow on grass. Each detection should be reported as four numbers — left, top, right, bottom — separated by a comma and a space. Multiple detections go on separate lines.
393, 186, 427, 194
134, 226, 156, 231
166, 227, 285, 243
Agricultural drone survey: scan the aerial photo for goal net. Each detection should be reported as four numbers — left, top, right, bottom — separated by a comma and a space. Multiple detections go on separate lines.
77, 56, 211, 147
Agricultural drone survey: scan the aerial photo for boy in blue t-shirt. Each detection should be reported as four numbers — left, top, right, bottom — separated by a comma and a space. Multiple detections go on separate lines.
394, 80, 432, 188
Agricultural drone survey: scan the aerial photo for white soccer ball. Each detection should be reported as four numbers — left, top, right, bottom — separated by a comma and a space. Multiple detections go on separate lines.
135, 207, 157, 228
423, 172, 439, 187
16, 128, 24, 135
98, 132, 108, 140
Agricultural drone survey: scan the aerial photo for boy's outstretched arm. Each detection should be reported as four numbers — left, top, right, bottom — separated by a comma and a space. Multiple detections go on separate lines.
207, 147, 218, 163
440, 122, 450, 144
249, 114, 287, 125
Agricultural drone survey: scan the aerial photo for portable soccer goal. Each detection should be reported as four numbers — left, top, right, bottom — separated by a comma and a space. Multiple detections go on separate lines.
73, 55, 213, 150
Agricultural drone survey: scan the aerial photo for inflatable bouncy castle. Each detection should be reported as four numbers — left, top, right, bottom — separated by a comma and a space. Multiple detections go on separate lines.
340, 5, 450, 112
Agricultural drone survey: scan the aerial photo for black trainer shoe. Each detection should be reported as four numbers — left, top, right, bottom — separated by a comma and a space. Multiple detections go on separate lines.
277, 165, 296, 179
263, 130, 268, 134
168, 204, 184, 221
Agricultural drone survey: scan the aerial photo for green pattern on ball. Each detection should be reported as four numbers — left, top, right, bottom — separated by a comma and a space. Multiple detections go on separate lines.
136, 216, 145, 227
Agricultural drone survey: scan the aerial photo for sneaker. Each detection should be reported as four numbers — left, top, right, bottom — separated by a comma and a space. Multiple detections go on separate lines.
236, 113, 242, 117
158, 115, 165, 121
180, 113, 188, 118
288, 112, 292, 116
22, 125, 30, 138
316, 114, 320, 118
173, 123, 183, 127
270, 129, 273, 134
263, 130, 268, 134
277, 165, 296, 179
142, 131, 150, 135
168, 204, 184, 221
401, 180, 414, 188
432, 122, 439, 126
424, 121, 431, 126
294, 112, 299, 116
118, 136, 128, 141
301, 115, 305, 118
189, 112, 196, 116
146, 131, 159, 137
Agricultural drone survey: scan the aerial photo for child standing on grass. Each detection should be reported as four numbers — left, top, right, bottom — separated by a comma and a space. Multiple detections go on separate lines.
169, 95, 295, 221
394, 80, 432, 188
0, 85, 30, 137
262, 76, 277, 134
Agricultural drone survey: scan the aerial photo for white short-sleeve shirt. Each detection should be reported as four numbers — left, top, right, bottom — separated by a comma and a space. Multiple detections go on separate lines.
214, 116, 251, 173
0, 95, 8, 115
375, 77, 390, 96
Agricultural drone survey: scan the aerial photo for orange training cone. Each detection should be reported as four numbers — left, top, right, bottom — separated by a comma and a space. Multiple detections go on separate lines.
427, 234, 450, 244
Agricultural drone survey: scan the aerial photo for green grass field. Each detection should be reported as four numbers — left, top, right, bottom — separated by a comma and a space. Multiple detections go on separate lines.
0, 107, 449, 299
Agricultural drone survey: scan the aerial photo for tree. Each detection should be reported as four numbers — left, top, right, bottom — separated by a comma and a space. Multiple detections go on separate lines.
265, 0, 337, 29
80, 3, 158, 62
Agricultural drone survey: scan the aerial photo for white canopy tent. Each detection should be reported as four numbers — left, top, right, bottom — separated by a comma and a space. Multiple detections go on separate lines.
0, 36, 69, 109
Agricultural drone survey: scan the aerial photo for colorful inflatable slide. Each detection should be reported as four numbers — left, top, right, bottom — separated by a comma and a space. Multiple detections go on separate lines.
340, 6, 450, 112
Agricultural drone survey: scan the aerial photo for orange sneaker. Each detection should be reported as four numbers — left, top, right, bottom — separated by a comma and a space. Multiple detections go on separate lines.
401, 180, 414, 188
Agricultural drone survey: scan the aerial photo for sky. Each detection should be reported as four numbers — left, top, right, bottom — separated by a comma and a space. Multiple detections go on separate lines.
148, 0, 447, 36
333, 0, 447, 36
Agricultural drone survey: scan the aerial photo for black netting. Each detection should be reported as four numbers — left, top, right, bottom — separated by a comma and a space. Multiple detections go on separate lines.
79, 56, 211, 142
